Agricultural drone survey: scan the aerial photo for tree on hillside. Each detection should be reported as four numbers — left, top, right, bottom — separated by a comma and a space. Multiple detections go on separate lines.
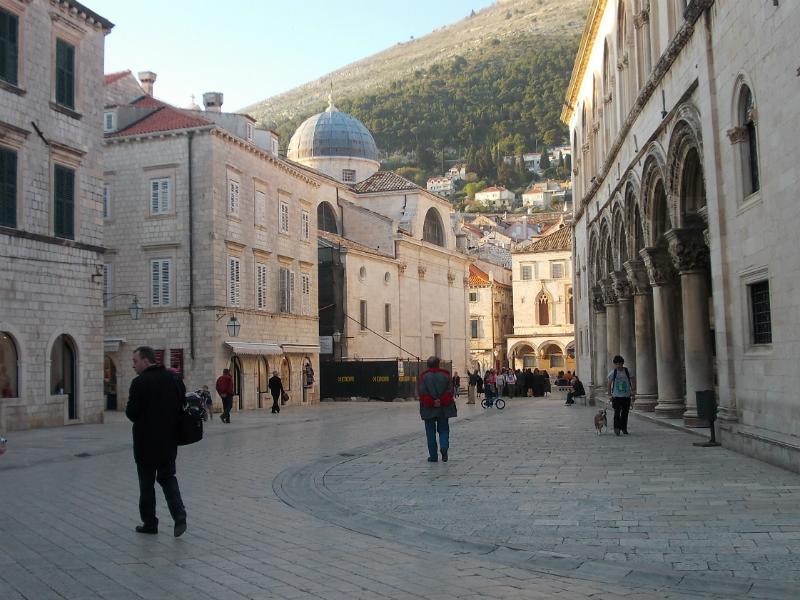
540, 146, 551, 170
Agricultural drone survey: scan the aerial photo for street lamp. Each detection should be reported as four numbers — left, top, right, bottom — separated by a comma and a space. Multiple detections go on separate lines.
332, 329, 341, 344
226, 316, 240, 337
128, 296, 143, 321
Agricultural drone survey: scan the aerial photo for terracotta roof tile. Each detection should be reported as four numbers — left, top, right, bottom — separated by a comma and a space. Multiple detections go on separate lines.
108, 102, 212, 138
318, 230, 394, 259
515, 225, 572, 253
104, 70, 131, 86
351, 171, 422, 194
469, 263, 490, 285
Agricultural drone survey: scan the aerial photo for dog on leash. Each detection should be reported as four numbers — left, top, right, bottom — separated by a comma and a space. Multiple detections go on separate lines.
594, 409, 608, 435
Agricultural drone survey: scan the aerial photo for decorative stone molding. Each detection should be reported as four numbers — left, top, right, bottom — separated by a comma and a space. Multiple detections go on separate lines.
604, 92, 613, 105
573, 167, 580, 176
624, 260, 651, 296
417, 266, 427, 278
703, 229, 710, 248
611, 271, 633, 302
748, 107, 757, 125
726, 126, 747, 145
597, 107, 604, 118
599, 279, 618, 307
666, 228, 710, 274
640, 247, 678, 287
582, 143, 590, 154
617, 59, 625, 72
447, 272, 456, 285
398, 262, 407, 274
634, 10, 650, 29
463, 276, 470, 286
590, 287, 606, 312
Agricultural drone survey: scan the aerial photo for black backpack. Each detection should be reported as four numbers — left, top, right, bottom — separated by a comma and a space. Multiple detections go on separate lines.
176, 388, 203, 446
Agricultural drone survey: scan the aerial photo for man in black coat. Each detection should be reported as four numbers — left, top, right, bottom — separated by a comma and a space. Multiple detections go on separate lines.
126, 346, 187, 537
268, 370, 284, 414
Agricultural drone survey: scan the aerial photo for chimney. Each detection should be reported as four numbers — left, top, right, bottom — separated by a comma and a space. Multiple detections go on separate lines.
138, 71, 156, 96
203, 92, 224, 112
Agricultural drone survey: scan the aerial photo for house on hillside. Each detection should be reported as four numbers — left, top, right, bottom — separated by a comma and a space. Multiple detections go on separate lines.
427, 176, 454, 196
475, 186, 515, 208
447, 164, 466, 181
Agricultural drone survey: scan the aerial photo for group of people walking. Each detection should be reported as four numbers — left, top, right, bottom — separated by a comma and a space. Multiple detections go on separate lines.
460, 367, 557, 401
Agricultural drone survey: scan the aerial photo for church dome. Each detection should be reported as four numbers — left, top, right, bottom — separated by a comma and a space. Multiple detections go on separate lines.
287, 97, 378, 162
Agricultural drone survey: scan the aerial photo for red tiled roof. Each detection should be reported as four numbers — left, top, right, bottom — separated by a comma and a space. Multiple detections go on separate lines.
462, 223, 484, 237
517, 225, 572, 252
477, 186, 509, 193
352, 171, 422, 194
132, 95, 167, 108
108, 97, 212, 138
104, 70, 131, 86
469, 264, 490, 285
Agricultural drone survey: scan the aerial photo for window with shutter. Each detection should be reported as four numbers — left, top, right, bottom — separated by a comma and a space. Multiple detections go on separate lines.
256, 263, 267, 310
103, 184, 110, 219
552, 263, 564, 279
279, 201, 289, 233
103, 264, 109, 308
360, 300, 367, 331
53, 164, 74, 239
55, 39, 75, 109
279, 267, 288, 313
228, 257, 241, 307
0, 9, 19, 86
522, 265, 532, 280
150, 178, 170, 214
161, 260, 171, 306
150, 259, 172, 307
301, 211, 309, 240
384, 303, 391, 333
255, 190, 266, 226
289, 271, 295, 313
470, 319, 479, 339
0, 146, 17, 228
301, 274, 310, 316
228, 179, 239, 216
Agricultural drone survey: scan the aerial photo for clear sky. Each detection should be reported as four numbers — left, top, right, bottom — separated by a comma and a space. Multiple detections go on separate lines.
89, 0, 497, 111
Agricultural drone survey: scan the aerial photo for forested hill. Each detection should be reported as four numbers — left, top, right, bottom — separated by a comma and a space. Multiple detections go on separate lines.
242, 0, 590, 157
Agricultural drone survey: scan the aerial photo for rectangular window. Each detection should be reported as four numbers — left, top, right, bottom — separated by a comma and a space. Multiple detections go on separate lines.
53, 164, 75, 239
150, 177, 170, 215
228, 256, 240, 307
0, 9, 19, 86
341, 169, 355, 182
301, 273, 311, 316
522, 265, 532, 280
55, 38, 75, 109
103, 183, 110, 219
434, 333, 442, 358
255, 190, 266, 226
360, 300, 367, 331
256, 263, 267, 310
301, 210, 310, 241
279, 200, 289, 233
384, 303, 391, 333
279, 267, 294, 313
0, 146, 17, 228
246, 122, 255, 143
750, 281, 772, 344
150, 258, 172, 307
470, 319, 479, 339
102, 264, 109, 308
552, 263, 564, 279
228, 178, 239, 216
469, 291, 477, 302
103, 112, 115, 132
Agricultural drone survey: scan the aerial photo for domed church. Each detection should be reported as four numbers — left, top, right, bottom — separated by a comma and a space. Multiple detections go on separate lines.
287, 93, 380, 184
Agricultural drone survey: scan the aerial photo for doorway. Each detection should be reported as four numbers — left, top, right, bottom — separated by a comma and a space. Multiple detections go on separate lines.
51, 335, 77, 419
104, 355, 117, 410
231, 356, 243, 410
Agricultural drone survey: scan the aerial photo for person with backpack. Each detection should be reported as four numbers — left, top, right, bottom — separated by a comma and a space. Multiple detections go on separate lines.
215, 368, 234, 423
467, 370, 480, 404
126, 346, 187, 537
418, 356, 456, 463
607, 355, 636, 436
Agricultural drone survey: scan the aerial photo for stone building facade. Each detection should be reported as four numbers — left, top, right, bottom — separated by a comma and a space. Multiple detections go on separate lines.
468, 261, 513, 374
564, 1, 800, 471
103, 77, 320, 414
507, 226, 575, 372
0, 0, 112, 431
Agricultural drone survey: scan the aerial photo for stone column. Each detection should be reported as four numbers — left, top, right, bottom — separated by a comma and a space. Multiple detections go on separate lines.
591, 287, 607, 403
641, 247, 684, 418
600, 279, 619, 374
667, 228, 714, 428
625, 260, 658, 411
611, 270, 636, 377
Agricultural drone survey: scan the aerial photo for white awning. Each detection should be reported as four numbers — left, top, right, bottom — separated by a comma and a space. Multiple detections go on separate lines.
225, 342, 284, 356
280, 344, 321, 354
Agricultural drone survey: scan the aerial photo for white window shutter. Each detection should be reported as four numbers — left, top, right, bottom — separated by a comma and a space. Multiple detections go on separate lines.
160, 179, 170, 214
229, 180, 239, 216
229, 257, 240, 307
279, 268, 287, 312
161, 260, 171, 306
289, 271, 295, 313
103, 264, 109, 307
151, 180, 160, 214
103, 185, 109, 219
256, 191, 266, 226
151, 260, 160, 306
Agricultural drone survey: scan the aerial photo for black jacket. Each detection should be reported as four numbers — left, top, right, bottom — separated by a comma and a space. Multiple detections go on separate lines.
126, 364, 185, 466
268, 375, 284, 397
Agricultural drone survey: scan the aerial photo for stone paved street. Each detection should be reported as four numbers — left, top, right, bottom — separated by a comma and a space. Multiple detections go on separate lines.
1, 396, 799, 599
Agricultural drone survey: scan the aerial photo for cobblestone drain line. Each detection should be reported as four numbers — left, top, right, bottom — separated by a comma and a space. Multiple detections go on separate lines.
275, 401, 800, 600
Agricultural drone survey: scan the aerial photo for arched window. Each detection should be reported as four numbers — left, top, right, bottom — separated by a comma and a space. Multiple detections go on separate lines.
423, 208, 445, 247
739, 85, 760, 196
281, 356, 291, 391
567, 287, 574, 325
51, 335, 77, 419
257, 357, 268, 409
0, 332, 18, 398
317, 201, 338, 234
537, 291, 550, 326
230, 356, 243, 409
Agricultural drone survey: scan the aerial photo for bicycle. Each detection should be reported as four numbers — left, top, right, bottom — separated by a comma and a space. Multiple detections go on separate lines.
481, 395, 505, 409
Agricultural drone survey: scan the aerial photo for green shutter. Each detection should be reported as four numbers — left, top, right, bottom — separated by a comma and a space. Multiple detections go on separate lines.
0, 146, 16, 228
54, 165, 74, 239
55, 39, 75, 109
0, 10, 18, 85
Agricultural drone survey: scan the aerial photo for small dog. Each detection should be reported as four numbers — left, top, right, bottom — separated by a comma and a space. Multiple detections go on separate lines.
594, 409, 608, 435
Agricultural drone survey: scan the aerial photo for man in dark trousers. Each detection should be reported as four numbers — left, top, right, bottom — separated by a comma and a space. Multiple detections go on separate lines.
216, 368, 234, 423
607, 355, 636, 436
419, 356, 457, 463
268, 370, 284, 414
126, 346, 187, 537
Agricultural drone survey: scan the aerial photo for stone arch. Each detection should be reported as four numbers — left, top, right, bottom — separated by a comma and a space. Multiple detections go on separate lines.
45, 327, 82, 422
666, 103, 705, 228
422, 208, 445, 247
0, 327, 21, 399
731, 73, 761, 199
588, 226, 601, 285
536, 284, 554, 326
611, 200, 628, 268
537, 339, 566, 355
598, 216, 613, 279
317, 201, 338, 234
640, 142, 669, 246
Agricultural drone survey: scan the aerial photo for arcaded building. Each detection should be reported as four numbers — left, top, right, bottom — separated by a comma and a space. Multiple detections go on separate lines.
565, 1, 800, 471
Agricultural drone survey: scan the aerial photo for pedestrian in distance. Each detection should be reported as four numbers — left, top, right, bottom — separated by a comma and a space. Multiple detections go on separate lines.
566, 374, 586, 406
268, 370, 284, 414
453, 372, 461, 399
607, 355, 636, 436
467, 370, 480, 404
419, 356, 456, 463
216, 368, 234, 423
476, 370, 484, 396
199, 385, 213, 421
504, 368, 516, 397
126, 346, 187, 537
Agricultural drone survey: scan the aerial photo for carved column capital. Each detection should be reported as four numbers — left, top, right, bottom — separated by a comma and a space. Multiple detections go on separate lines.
726, 126, 747, 145
599, 278, 618, 307
611, 270, 632, 302
582, 142, 590, 154
634, 10, 649, 29
417, 265, 427, 278
447, 271, 456, 285
640, 246, 678, 287
624, 260, 651, 296
666, 228, 710, 274
398, 262, 407, 274
590, 286, 606, 312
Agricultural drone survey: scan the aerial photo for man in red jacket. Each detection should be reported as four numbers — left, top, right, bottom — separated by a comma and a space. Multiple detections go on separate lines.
215, 368, 234, 423
418, 356, 457, 463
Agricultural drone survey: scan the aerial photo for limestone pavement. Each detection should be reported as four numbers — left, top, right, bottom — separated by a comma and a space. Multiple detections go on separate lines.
1, 395, 799, 599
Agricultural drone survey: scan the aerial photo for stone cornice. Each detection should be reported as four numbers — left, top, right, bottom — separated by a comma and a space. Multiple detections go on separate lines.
49, 0, 114, 33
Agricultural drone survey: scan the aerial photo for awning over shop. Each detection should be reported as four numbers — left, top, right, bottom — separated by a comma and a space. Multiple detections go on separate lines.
225, 342, 284, 356
280, 344, 321, 354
